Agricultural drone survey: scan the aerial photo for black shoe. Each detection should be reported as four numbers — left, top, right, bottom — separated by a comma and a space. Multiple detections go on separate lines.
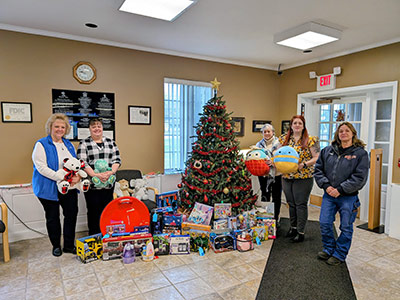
52, 247, 62, 257
291, 233, 305, 243
317, 251, 330, 260
286, 227, 297, 238
261, 195, 268, 202
63, 246, 76, 254
326, 256, 343, 266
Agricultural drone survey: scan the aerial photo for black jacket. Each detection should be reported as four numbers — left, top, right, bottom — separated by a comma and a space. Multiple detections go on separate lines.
314, 142, 369, 196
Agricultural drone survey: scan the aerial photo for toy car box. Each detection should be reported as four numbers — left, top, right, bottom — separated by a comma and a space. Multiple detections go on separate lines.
102, 232, 152, 260
209, 231, 236, 253
76, 233, 103, 263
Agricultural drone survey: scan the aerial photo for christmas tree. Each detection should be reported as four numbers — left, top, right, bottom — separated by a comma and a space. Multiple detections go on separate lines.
178, 79, 257, 214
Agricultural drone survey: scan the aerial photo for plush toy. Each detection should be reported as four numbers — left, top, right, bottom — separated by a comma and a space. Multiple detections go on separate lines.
92, 159, 116, 188
272, 146, 300, 174
55, 157, 90, 194
130, 178, 150, 201
244, 147, 271, 176
113, 179, 134, 198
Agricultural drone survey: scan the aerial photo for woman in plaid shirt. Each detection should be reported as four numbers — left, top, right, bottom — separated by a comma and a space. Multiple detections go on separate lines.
77, 118, 121, 235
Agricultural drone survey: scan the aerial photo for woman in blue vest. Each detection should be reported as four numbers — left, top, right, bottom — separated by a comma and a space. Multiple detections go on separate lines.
32, 113, 80, 257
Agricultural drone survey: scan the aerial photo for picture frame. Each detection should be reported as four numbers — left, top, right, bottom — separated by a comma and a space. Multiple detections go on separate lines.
1, 101, 32, 123
252, 120, 272, 132
129, 105, 151, 125
232, 117, 245, 136
281, 120, 290, 135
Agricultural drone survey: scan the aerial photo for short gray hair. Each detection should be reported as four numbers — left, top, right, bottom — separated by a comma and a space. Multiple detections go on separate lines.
261, 123, 275, 133
45, 113, 71, 136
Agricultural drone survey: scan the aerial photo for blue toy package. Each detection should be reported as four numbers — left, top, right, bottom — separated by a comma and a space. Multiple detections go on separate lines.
209, 230, 236, 253
156, 190, 179, 210
150, 207, 174, 234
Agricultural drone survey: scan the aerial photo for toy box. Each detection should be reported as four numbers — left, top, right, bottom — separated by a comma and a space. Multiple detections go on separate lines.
214, 203, 232, 219
213, 218, 228, 230
209, 231, 236, 253
251, 225, 268, 242
228, 216, 238, 230
156, 190, 179, 211
102, 232, 152, 260
187, 202, 213, 225
265, 219, 276, 239
170, 235, 190, 255
150, 207, 173, 234
236, 230, 254, 252
181, 222, 211, 252
153, 234, 170, 255
76, 233, 103, 264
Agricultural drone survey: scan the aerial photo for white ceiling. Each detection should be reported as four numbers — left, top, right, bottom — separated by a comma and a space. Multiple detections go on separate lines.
1, 0, 400, 70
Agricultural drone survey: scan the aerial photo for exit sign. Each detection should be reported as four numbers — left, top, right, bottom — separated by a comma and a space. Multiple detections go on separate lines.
317, 74, 336, 91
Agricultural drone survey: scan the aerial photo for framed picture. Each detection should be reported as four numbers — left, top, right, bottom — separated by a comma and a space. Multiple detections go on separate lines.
281, 120, 290, 135
252, 120, 271, 132
1, 102, 32, 123
232, 117, 245, 136
129, 105, 151, 125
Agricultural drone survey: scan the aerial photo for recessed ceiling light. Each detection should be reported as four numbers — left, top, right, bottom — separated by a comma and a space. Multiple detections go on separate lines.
119, 0, 196, 22
85, 23, 98, 28
274, 22, 341, 50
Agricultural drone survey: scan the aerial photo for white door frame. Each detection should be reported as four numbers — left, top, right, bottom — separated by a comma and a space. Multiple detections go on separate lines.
297, 81, 398, 234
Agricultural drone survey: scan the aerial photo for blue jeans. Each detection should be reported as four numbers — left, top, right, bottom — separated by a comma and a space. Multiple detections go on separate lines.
319, 193, 360, 261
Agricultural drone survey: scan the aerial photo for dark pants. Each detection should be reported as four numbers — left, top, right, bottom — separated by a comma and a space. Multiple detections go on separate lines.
258, 175, 282, 220
320, 193, 360, 261
282, 178, 313, 234
84, 188, 114, 235
38, 190, 78, 249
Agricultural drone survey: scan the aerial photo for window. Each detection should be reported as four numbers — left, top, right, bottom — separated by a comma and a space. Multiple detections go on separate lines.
318, 101, 362, 149
164, 78, 212, 174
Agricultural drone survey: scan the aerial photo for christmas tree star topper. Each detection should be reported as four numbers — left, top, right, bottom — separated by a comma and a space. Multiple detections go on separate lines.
210, 77, 221, 91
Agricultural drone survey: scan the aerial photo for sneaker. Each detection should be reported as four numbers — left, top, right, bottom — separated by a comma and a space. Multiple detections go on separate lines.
326, 256, 343, 266
317, 251, 330, 260
286, 227, 297, 238
52, 247, 62, 257
63, 246, 76, 254
291, 233, 304, 243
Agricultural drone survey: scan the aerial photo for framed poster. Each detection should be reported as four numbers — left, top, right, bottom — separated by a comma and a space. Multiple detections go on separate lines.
252, 120, 271, 132
1, 102, 32, 123
232, 117, 245, 136
129, 105, 151, 125
52, 89, 115, 141
281, 120, 290, 135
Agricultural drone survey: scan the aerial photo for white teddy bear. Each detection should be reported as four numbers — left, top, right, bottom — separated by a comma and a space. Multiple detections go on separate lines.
130, 178, 150, 201
55, 157, 91, 194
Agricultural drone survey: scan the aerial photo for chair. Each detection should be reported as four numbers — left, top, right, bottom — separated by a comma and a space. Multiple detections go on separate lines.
114, 169, 158, 212
0, 203, 10, 263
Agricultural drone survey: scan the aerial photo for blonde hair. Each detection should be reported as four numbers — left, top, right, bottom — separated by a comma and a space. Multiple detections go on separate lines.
45, 113, 71, 136
333, 122, 366, 148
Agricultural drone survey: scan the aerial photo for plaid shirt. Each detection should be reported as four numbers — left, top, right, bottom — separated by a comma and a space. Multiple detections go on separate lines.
77, 136, 121, 170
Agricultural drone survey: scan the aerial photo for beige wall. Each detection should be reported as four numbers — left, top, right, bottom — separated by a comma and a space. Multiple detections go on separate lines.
279, 43, 400, 183
0, 30, 279, 184
1, 30, 399, 185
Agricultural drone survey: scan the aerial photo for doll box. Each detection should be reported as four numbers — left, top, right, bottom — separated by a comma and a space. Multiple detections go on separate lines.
169, 235, 190, 255
102, 232, 152, 260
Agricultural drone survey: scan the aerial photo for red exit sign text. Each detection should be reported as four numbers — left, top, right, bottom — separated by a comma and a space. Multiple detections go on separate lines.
317, 74, 336, 91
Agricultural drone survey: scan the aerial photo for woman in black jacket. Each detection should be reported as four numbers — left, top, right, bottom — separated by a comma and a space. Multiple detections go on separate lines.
314, 122, 369, 266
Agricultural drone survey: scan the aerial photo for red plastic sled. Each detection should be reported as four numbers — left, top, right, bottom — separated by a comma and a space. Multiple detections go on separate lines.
100, 196, 150, 235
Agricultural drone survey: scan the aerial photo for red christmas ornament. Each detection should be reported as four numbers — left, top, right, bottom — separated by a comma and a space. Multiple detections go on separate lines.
222, 160, 225, 163
177, 183, 182, 188
203, 179, 208, 184
204, 195, 208, 203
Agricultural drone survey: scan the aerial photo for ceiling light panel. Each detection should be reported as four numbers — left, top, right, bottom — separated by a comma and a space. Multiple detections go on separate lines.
119, 0, 196, 22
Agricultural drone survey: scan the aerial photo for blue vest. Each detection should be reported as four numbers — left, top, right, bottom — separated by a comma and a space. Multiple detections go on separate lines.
32, 135, 76, 201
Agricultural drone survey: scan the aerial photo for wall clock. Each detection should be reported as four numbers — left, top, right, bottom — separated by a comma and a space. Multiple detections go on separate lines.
73, 61, 96, 84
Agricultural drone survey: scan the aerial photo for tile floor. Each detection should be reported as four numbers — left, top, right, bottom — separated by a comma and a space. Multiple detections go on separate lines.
1, 204, 400, 300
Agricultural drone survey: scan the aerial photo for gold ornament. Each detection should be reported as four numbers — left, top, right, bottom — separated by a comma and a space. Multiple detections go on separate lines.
210, 77, 221, 91
223, 187, 229, 194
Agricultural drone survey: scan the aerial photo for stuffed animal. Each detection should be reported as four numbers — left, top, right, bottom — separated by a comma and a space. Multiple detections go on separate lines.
55, 157, 91, 194
244, 148, 271, 176
130, 178, 150, 201
272, 146, 300, 174
92, 159, 116, 188
113, 179, 134, 198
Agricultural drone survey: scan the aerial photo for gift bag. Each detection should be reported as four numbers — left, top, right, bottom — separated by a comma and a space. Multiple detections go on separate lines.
265, 202, 274, 218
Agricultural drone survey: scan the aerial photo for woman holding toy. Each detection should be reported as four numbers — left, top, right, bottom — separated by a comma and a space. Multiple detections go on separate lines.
255, 123, 282, 222
77, 117, 121, 235
278, 115, 320, 243
32, 113, 80, 257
